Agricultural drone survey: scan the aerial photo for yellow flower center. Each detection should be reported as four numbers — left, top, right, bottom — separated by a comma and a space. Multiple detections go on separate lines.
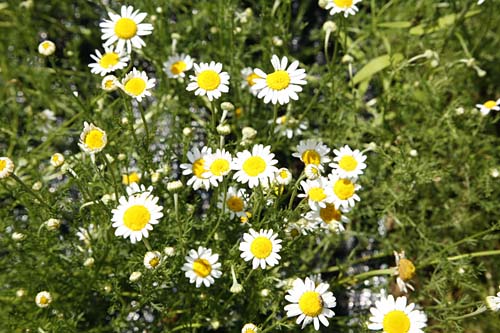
114, 18, 138, 39
250, 236, 273, 259
301, 150, 321, 165
484, 100, 497, 109
122, 172, 141, 185
334, 0, 353, 8
192, 158, 207, 178
235, 107, 243, 117
309, 187, 327, 202
227, 196, 244, 212
170, 61, 187, 75
149, 257, 160, 268
279, 169, 289, 179
246, 72, 260, 86
99, 52, 120, 69
197, 70, 220, 91
193, 258, 212, 278
244, 329, 256, 333
383, 310, 411, 333
266, 70, 290, 90
398, 258, 416, 281
333, 179, 355, 200
242, 156, 266, 177
277, 115, 287, 124
0, 160, 6, 171
298, 291, 323, 317
84, 129, 105, 150
40, 296, 49, 305
210, 158, 230, 176
104, 79, 115, 89
319, 203, 341, 223
339, 155, 358, 171
124, 77, 147, 96
42, 41, 52, 50
123, 205, 151, 231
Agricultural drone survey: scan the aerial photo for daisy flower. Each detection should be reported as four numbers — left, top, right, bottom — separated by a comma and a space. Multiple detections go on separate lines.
217, 186, 248, 219
305, 203, 349, 233
143, 251, 162, 269
273, 115, 308, 139
100, 5, 154, 54
164, 53, 194, 79
328, 173, 361, 209
179, 146, 213, 190
239, 228, 282, 269
233, 144, 278, 188
368, 295, 427, 333
203, 148, 233, 185
241, 323, 259, 333
111, 187, 163, 244
0, 157, 14, 179
292, 139, 331, 171
298, 178, 333, 210
325, 0, 362, 18
393, 251, 416, 293
50, 153, 65, 168
475, 99, 500, 116
101, 75, 119, 91
305, 164, 322, 180
182, 246, 222, 288
38, 40, 55, 56
35, 291, 52, 308
284, 277, 336, 331
241, 67, 262, 95
186, 61, 230, 101
253, 55, 307, 105
330, 145, 367, 178
120, 68, 156, 102
88, 46, 129, 76
486, 291, 500, 312
78, 122, 107, 158
275, 167, 293, 186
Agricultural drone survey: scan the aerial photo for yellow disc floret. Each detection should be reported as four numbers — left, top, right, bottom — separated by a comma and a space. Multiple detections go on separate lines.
193, 258, 212, 277
84, 129, 106, 150
298, 291, 323, 317
227, 196, 244, 212
398, 258, 416, 281
210, 158, 230, 177
338, 155, 358, 171
302, 150, 321, 165
309, 187, 327, 202
99, 52, 120, 69
242, 156, 266, 177
124, 77, 147, 96
320, 203, 341, 223
334, 0, 353, 8
123, 205, 151, 231
383, 310, 411, 333
170, 61, 187, 75
266, 70, 291, 90
114, 18, 138, 39
333, 179, 355, 200
250, 237, 273, 259
197, 70, 220, 91
192, 159, 207, 178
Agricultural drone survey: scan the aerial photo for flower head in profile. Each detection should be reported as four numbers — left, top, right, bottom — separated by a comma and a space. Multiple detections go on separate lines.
475, 99, 500, 116
253, 55, 307, 105
232, 144, 278, 188
393, 251, 416, 293
305, 203, 349, 233
218, 186, 248, 219
101, 75, 119, 91
100, 5, 154, 54
78, 122, 107, 158
38, 40, 55, 56
180, 146, 213, 190
186, 61, 230, 101
111, 186, 163, 244
284, 277, 336, 330
120, 68, 156, 102
275, 167, 293, 186
89, 46, 129, 76
273, 115, 308, 139
292, 139, 331, 171
486, 291, 500, 312
182, 246, 222, 287
163, 53, 194, 79
325, 0, 362, 18
50, 153, 65, 168
0, 157, 15, 179
330, 145, 367, 178
368, 294, 427, 333
239, 228, 282, 269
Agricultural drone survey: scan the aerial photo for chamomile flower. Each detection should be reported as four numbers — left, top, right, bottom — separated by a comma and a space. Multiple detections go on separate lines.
100, 5, 154, 54
330, 145, 367, 178
186, 61, 230, 101
182, 246, 222, 288
368, 295, 427, 333
122, 171, 141, 185
101, 75, 119, 91
180, 146, 213, 190
305, 203, 349, 233
50, 153, 65, 168
475, 99, 500, 116
0, 157, 14, 179
328, 173, 361, 209
393, 251, 416, 293
217, 186, 248, 219
284, 277, 336, 331
325, 0, 362, 18
239, 228, 282, 269
111, 188, 163, 244
38, 40, 55, 56
88, 46, 129, 76
120, 68, 156, 102
203, 149, 233, 185
241, 67, 262, 96
35, 291, 52, 308
78, 122, 107, 158
305, 164, 322, 180
143, 251, 162, 269
233, 145, 278, 188
298, 178, 333, 210
163, 53, 194, 78
241, 323, 259, 333
292, 139, 331, 170
275, 168, 293, 185
486, 292, 500, 311
253, 55, 307, 105
273, 115, 308, 139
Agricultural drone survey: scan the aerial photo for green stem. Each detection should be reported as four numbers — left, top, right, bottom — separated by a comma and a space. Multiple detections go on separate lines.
11, 174, 53, 212
143, 238, 152, 251
337, 268, 394, 285
448, 305, 487, 320
138, 102, 150, 148
287, 172, 306, 210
